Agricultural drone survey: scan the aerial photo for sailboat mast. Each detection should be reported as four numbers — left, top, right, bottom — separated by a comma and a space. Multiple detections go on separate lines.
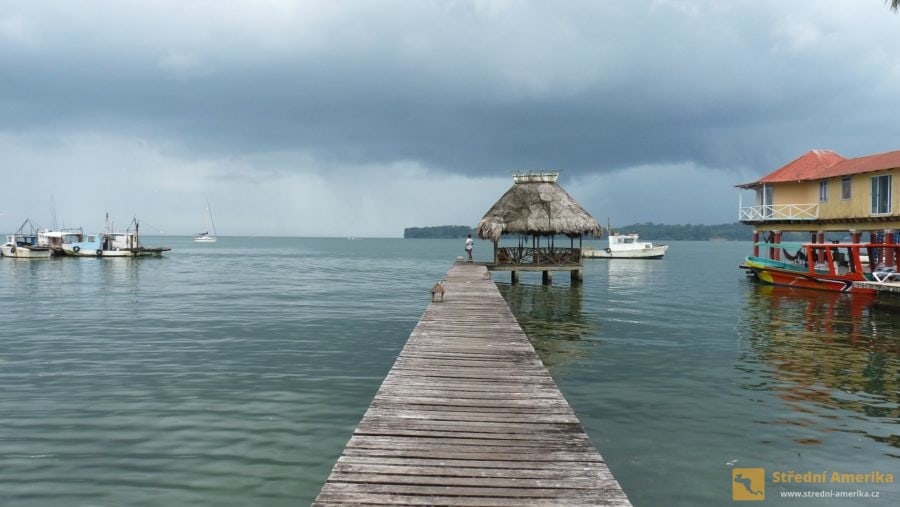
206, 200, 217, 236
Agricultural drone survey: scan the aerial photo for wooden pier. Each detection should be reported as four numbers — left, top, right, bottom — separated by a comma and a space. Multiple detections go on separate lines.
855, 280, 900, 294
314, 263, 630, 506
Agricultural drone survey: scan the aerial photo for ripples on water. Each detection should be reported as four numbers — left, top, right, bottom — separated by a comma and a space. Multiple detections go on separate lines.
1, 238, 897, 506
0, 237, 456, 506
500, 240, 898, 506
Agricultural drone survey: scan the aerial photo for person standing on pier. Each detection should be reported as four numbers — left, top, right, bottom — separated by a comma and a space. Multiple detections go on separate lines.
465, 234, 474, 262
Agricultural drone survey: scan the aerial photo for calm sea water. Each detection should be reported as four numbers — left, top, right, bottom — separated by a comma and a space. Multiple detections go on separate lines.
0, 237, 897, 506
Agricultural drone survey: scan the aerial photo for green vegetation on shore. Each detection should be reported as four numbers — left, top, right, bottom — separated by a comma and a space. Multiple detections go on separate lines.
610, 222, 752, 241
404, 225, 475, 239
405, 222, 754, 240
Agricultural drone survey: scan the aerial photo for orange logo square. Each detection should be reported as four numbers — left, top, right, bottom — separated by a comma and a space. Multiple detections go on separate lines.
732, 468, 765, 501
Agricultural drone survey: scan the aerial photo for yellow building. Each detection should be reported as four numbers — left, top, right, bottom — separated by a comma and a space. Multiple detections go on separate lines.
738, 149, 900, 268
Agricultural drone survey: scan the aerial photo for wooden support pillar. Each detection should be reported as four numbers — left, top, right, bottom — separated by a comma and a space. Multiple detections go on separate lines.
772, 231, 782, 261
570, 270, 583, 285
885, 230, 895, 268
752, 231, 759, 257
511, 271, 519, 285
542, 270, 552, 285
869, 232, 878, 270
849, 229, 860, 273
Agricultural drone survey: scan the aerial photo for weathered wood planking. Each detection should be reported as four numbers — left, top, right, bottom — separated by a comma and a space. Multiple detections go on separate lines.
314, 263, 631, 506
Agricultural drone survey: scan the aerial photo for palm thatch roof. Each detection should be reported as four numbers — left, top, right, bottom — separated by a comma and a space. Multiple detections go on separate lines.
476, 173, 602, 242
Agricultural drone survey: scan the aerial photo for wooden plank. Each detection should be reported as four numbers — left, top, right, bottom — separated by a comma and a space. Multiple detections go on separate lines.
335, 455, 613, 470
315, 492, 624, 507
331, 461, 610, 478
314, 263, 631, 506
318, 482, 629, 499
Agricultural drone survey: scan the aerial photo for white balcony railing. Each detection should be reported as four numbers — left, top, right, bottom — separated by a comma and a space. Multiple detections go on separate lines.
739, 203, 819, 221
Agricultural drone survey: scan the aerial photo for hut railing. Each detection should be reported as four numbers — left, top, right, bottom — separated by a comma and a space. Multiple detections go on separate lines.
496, 246, 582, 266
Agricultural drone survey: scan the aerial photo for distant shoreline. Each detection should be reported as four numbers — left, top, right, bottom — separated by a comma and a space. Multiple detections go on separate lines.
405, 223, 754, 241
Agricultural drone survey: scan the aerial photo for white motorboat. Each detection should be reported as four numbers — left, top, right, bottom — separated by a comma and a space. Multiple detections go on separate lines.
1, 237, 52, 258
38, 228, 86, 256
1, 219, 52, 258
583, 232, 668, 259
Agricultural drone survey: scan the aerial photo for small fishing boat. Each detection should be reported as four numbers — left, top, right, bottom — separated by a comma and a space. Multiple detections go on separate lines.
61, 218, 171, 257
583, 232, 668, 259
1, 219, 52, 258
194, 200, 217, 242
741, 240, 899, 294
38, 228, 86, 256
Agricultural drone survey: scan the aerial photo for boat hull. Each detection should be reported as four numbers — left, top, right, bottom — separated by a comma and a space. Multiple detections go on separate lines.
61, 246, 170, 257
743, 257, 873, 294
583, 245, 668, 259
0, 244, 52, 258
193, 236, 216, 243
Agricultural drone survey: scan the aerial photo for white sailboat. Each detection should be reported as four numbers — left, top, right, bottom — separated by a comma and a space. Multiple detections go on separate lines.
194, 200, 217, 243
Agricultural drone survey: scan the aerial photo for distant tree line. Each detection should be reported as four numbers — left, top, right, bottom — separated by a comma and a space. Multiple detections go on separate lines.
404, 225, 475, 239
405, 223, 758, 240
608, 222, 754, 241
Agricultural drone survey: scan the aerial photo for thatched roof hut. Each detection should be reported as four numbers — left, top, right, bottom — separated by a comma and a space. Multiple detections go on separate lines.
476, 172, 601, 242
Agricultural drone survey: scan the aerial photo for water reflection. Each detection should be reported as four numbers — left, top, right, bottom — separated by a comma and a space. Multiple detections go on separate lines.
603, 257, 667, 292
497, 283, 597, 369
738, 284, 900, 447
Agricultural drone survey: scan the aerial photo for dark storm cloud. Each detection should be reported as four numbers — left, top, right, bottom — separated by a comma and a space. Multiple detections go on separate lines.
2, 0, 899, 178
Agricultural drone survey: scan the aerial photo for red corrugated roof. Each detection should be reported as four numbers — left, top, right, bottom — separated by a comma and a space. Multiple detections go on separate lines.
758, 150, 846, 183
822, 150, 900, 178
740, 149, 900, 187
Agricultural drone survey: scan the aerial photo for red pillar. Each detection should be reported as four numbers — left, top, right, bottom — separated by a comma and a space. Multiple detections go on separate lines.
752, 231, 759, 257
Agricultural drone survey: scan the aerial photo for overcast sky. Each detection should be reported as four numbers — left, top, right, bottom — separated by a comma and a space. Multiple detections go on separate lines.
2, 0, 899, 237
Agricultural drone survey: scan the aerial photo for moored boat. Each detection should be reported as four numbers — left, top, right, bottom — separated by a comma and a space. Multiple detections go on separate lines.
61, 218, 170, 257
583, 232, 668, 259
741, 240, 897, 294
1, 219, 52, 258
38, 228, 86, 256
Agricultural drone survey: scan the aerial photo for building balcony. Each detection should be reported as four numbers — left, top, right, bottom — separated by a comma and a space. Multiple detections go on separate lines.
739, 204, 819, 222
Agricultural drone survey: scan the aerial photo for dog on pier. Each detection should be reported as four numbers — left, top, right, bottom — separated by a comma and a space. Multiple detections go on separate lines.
431, 281, 445, 302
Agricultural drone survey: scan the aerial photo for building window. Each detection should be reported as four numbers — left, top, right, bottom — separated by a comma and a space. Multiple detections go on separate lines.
871, 174, 892, 215
841, 176, 851, 199
819, 180, 828, 202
